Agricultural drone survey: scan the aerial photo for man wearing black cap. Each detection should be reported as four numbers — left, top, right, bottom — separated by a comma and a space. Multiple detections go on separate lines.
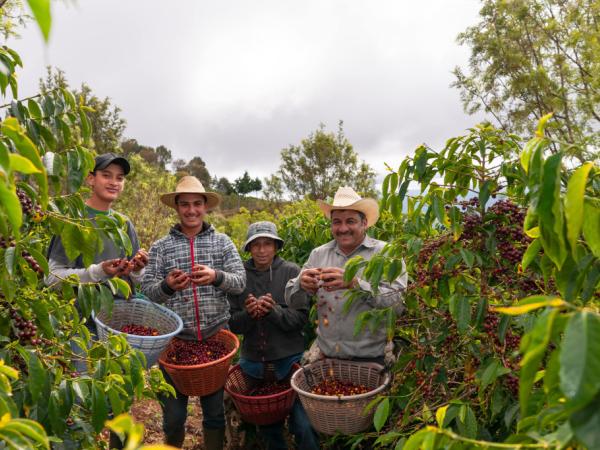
45, 153, 148, 287
44, 153, 148, 449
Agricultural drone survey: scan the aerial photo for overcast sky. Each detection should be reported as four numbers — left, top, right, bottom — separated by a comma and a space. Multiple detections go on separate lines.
9, 0, 485, 185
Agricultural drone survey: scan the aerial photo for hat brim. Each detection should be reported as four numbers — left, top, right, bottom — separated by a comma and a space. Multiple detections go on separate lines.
318, 198, 380, 227
243, 234, 284, 252
160, 191, 222, 210
95, 157, 131, 175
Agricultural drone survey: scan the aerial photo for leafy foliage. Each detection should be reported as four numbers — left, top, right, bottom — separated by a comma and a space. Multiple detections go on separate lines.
122, 138, 172, 170
453, 0, 600, 161
233, 170, 262, 196
113, 155, 177, 249
40, 67, 127, 155
0, 44, 173, 448
270, 121, 377, 201
336, 121, 599, 449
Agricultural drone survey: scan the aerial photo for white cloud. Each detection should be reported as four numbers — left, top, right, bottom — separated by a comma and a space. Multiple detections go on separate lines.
8, 0, 485, 182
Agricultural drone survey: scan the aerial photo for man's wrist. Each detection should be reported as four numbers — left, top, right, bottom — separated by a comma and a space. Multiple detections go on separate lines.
212, 269, 224, 287
161, 279, 175, 295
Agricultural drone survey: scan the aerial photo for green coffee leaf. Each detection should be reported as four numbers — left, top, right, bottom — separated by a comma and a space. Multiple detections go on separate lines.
560, 311, 600, 404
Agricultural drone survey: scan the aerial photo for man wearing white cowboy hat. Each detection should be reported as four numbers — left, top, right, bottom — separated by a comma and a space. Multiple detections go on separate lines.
141, 176, 245, 449
285, 186, 407, 364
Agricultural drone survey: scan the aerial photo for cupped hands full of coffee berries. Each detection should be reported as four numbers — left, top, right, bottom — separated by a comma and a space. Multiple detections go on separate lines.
310, 379, 369, 396
120, 323, 160, 336
165, 338, 229, 365
246, 380, 290, 396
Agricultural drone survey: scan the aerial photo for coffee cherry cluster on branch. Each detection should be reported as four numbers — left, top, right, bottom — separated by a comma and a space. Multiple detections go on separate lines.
310, 379, 369, 396
165, 338, 229, 365
120, 324, 160, 336
16, 188, 45, 222
17, 188, 34, 215
9, 308, 41, 345
246, 380, 290, 396
21, 250, 43, 274
0, 237, 15, 248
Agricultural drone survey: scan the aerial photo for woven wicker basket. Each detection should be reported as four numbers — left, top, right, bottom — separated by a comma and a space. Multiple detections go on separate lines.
290, 359, 390, 435
94, 297, 183, 367
225, 363, 299, 426
159, 329, 239, 397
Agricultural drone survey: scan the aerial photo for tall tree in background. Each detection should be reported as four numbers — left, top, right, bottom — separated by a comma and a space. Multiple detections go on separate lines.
40, 67, 126, 154
262, 174, 284, 202
0, 0, 27, 38
234, 171, 262, 196
40, 66, 127, 153
212, 175, 235, 195
122, 138, 172, 170
272, 121, 376, 200
175, 156, 211, 187
453, 0, 600, 160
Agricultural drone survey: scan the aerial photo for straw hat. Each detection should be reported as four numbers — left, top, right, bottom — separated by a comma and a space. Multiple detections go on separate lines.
317, 186, 379, 227
160, 176, 222, 210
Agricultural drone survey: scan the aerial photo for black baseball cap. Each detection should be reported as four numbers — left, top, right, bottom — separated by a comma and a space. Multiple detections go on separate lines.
93, 153, 131, 175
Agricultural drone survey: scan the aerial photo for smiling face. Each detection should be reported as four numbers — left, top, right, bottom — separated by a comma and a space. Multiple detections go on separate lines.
248, 237, 277, 270
86, 163, 126, 210
175, 193, 208, 235
331, 209, 368, 255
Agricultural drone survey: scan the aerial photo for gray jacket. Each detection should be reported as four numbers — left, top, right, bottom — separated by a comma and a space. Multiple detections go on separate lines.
285, 236, 406, 359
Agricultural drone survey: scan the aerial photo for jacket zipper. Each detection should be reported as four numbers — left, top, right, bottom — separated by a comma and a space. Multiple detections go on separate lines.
189, 237, 202, 341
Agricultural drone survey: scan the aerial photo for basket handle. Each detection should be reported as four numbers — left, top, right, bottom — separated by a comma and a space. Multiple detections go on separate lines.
302, 366, 316, 389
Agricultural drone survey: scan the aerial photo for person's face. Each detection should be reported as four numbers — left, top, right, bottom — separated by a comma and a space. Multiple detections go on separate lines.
86, 163, 125, 204
331, 209, 368, 254
175, 193, 207, 230
249, 237, 277, 270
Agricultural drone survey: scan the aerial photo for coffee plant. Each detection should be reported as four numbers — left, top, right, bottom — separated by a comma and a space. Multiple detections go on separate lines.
0, 41, 174, 449
335, 120, 599, 449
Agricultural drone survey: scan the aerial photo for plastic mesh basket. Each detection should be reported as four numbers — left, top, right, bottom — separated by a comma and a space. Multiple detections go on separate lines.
94, 296, 183, 367
225, 363, 299, 426
159, 329, 239, 397
290, 359, 390, 435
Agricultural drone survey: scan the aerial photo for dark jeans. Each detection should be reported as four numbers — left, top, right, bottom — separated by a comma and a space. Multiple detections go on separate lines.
159, 366, 225, 441
258, 398, 319, 450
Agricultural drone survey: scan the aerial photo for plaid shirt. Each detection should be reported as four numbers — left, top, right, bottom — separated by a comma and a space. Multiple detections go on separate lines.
142, 223, 245, 340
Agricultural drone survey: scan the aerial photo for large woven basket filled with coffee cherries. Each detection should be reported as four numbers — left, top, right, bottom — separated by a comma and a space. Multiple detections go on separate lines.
291, 358, 390, 435
159, 329, 240, 396
94, 295, 183, 367
225, 363, 300, 426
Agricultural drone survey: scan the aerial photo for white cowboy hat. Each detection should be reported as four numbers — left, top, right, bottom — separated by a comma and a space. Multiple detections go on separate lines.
160, 176, 222, 210
317, 186, 379, 227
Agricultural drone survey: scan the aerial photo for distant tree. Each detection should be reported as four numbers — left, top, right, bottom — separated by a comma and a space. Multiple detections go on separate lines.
177, 156, 211, 187
172, 158, 187, 173
263, 174, 285, 202
40, 67, 126, 154
121, 138, 172, 170
273, 121, 377, 200
234, 171, 262, 196
453, 0, 600, 160
214, 176, 235, 195
0, 0, 27, 38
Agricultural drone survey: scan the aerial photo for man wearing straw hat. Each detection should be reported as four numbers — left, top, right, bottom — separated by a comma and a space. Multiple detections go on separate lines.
142, 176, 245, 449
285, 186, 407, 364
228, 221, 319, 450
